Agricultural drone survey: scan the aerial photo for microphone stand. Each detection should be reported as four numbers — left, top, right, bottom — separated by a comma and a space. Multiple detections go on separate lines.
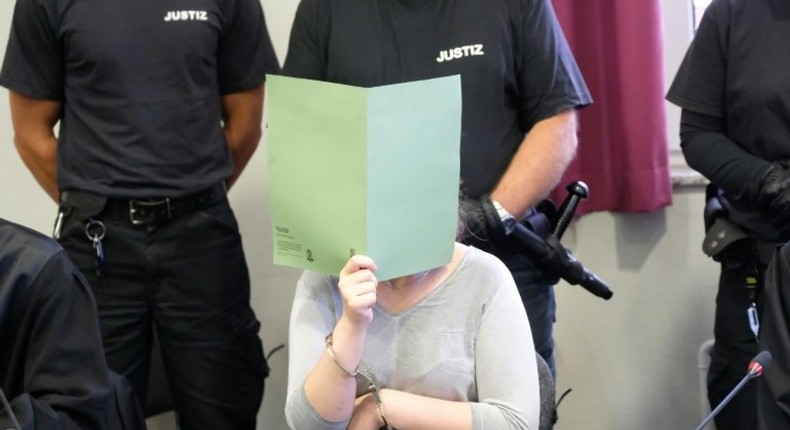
694, 351, 771, 430
694, 372, 756, 430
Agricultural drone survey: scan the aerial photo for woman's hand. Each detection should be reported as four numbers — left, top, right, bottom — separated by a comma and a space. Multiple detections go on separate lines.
347, 393, 384, 430
338, 255, 379, 327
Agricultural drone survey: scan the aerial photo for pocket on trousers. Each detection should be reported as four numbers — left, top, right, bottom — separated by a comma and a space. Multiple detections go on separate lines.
195, 201, 239, 234
232, 307, 268, 380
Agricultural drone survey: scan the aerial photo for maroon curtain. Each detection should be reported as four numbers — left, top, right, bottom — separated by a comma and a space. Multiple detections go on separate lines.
549, 0, 672, 215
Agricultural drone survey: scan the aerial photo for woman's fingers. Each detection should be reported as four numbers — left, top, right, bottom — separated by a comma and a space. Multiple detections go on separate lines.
338, 256, 379, 325
345, 282, 377, 309
340, 269, 377, 289
338, 255, 378, 301
340, 255, 377, 277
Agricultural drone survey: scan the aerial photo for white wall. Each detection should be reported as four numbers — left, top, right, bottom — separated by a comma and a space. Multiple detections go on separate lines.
663, 0, 694, 169
553, 189, 718, 429
0, 1, 718, 429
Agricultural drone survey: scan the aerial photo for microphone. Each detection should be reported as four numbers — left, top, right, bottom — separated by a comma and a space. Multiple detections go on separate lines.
747, 350, 771, 377
694, 350, 772, 430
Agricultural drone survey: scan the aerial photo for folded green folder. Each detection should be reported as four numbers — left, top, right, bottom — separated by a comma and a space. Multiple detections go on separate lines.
267, 75, 462, 281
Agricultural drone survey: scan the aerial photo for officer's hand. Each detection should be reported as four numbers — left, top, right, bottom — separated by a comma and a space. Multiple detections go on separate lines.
755, 163, 790, 222
458, 195, 507, 243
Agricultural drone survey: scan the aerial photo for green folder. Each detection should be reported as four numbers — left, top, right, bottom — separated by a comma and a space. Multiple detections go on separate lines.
267, 75, 462, 281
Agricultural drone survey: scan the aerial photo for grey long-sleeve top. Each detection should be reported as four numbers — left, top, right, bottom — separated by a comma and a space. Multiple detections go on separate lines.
285, 246, 540, 430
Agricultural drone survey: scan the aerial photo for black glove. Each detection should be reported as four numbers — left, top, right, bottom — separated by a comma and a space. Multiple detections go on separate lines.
458, 195, 510, 243
754, 163, 790, 221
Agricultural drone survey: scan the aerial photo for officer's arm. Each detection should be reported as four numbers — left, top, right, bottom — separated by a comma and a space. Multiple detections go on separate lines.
221, 84, 264, 190
490, 109, 578, 218
680, 109, 772, 206
8, 90, 62, 203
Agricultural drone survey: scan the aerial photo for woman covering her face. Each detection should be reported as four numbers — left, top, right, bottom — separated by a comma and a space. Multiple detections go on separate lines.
285, 241, 540, 430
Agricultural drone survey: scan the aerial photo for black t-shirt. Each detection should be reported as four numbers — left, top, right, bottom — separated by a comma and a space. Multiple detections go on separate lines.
667, 0, 790, 240
0, 0, 280, 198
283, 0, 591, 198
667, 0, 790, 161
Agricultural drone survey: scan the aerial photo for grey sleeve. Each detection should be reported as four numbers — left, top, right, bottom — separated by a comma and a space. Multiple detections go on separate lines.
470, 259, 540, 430
284, 271, 349, 430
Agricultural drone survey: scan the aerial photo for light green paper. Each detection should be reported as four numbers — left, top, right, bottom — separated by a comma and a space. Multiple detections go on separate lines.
267, 75, 461, 280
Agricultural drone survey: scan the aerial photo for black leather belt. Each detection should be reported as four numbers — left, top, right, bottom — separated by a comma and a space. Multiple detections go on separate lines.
61, 183, 227, 226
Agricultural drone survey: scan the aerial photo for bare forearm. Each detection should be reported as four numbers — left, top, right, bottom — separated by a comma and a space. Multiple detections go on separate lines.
491, 110, 578, 218
224, 125, 261, 189
9, 91, 62, 202
377, 389, 473, 430
221, 85, 264, 189
304, 316, 367, 421
15, 135, 59, 202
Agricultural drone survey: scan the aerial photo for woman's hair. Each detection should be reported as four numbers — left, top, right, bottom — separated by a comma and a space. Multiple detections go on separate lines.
456, 182, 482, 242
456, 197, 474, 241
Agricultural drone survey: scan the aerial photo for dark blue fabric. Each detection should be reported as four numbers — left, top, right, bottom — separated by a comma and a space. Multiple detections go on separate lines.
0, 219, 111, 429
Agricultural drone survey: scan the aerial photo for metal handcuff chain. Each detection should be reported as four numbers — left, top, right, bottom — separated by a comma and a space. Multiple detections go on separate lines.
325, 333, 395, 430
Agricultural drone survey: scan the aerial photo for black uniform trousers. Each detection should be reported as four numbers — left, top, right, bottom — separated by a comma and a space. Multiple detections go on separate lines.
57, 187, 267, 430
708, 239, 767, 430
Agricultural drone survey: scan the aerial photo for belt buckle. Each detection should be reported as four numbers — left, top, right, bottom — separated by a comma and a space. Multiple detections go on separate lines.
129, 198, 171, 225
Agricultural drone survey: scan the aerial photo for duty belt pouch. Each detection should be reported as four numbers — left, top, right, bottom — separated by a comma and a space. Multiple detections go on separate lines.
703, 217, 750, 262
702, 184, 750, 263
59, 190, 108, 220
